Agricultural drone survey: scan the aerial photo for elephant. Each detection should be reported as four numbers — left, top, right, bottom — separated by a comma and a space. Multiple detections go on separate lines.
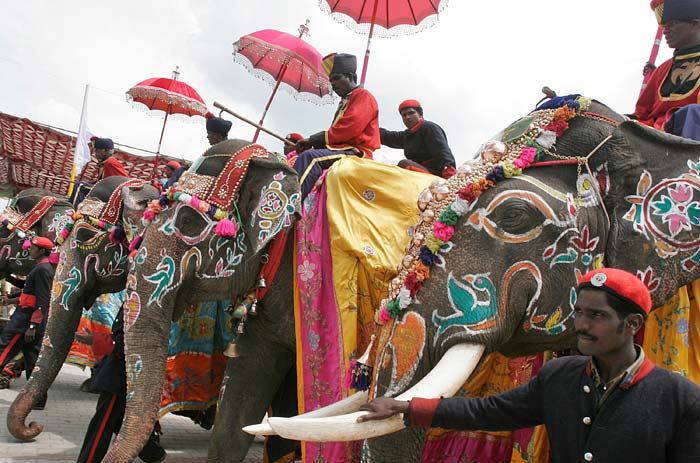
257, 96, 700, 462
0, 188, 74, 278
96, 139, 301, 462
7, 176, 160, 440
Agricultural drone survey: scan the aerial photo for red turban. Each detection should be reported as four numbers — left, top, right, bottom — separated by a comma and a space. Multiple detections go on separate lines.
31, 236, 54, 250
166, 160, 181, 170
578, 268, 652, 316
399, 99, 422, 112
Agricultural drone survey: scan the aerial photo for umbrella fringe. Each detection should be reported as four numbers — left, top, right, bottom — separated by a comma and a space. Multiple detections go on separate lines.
318, 0, 448, 38
124, 100, 205, 125
126, 86, 208, 117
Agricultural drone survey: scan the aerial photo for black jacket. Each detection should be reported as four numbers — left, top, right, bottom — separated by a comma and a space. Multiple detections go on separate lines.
380, 120, 455, 176
411, 356, 700, 463
91, 307, 126, 395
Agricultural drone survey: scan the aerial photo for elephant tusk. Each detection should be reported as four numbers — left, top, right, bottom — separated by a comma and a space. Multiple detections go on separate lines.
265, 343, 485, 442
243, 390, 369, 436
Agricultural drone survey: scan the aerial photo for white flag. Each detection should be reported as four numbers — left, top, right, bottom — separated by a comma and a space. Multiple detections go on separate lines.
74, 84, 93, 176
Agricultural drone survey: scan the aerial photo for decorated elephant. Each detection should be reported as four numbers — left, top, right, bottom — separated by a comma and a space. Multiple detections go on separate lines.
7, 176, 160, 439
255, 96, 700, 462
0, 188, 74, 277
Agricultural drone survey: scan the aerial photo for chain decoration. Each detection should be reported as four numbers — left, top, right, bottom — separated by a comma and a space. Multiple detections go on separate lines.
377, 96, 594, 324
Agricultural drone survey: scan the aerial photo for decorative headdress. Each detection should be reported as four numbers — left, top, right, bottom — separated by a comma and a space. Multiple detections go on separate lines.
651, 0, 700, 23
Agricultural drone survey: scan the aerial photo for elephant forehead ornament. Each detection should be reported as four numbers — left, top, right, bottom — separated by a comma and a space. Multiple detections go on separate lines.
378, 95, 615, 324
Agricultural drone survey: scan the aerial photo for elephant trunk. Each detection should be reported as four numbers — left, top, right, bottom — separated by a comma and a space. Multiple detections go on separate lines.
103, 290, 172, 462
7, 296, 84, 440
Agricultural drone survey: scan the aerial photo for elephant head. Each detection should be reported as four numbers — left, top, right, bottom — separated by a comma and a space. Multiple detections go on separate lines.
103, 139, 300, 462
0, 188, 73, 277
261, 97, 700, 461
7, 176, 159, 440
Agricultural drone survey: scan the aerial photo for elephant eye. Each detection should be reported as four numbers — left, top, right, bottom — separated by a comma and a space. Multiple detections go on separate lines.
173, 206, 212, 244
74, 225, 99, 243
489, 198, 547, 236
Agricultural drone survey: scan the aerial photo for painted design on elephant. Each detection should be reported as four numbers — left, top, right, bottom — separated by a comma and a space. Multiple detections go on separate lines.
377, 311, 426, 396
542, 225, 604, 280
48, 211, 74, 238
199, 235, 243, 279
218, 374, 229, 408
144, 250, 176, 305
253, 177, 300, 242
55, 267, 81, 311
433, 272, 498, 336
161, 203, 216, 244
124, 291, 141, 330
468, 190, 575, 244
637, 266, 661, 293
125, 353, 143, 401
624, 164, 700, 268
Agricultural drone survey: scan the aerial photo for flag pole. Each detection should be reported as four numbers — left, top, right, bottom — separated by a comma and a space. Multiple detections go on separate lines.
68, 84, 90, 197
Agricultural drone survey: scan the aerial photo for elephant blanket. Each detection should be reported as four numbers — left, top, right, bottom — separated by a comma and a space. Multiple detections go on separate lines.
66, 292, 124, 368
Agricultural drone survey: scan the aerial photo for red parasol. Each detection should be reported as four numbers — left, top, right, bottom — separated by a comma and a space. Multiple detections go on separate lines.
126, 67, 208, 176
320, 0, 448, 85
232, 22, 334, 142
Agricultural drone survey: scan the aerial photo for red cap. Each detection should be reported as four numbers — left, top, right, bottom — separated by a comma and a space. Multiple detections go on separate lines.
399, 99, 422, 112
286, 133, 304, 142
31, 236, 54, 250
166, 160, 181, 170
578, 268, 652, 316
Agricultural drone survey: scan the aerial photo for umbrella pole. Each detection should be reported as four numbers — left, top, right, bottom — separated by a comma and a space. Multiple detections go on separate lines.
359, 0, 379, 86
214, 101, 294, 146
253, 64, 289, 143
640, 25, 663, 95
152, 112, 169, 180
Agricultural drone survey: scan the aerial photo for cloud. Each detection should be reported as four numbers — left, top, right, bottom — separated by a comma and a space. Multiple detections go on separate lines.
0, 0, 671, 166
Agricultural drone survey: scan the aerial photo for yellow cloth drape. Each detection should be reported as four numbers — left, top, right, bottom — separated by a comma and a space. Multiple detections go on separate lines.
643, 280, 700, 383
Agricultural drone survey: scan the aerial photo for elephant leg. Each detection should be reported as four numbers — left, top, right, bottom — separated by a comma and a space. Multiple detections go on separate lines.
207, 321, 295, 463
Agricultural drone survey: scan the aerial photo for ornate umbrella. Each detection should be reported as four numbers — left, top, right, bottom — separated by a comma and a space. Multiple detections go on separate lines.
320, 0, 449, 85
126, 67, 208, 176
232, 22, 334, 142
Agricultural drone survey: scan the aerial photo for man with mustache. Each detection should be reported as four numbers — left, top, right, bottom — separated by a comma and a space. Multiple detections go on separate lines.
359, 268, 700, 462
635, 0, 700, 138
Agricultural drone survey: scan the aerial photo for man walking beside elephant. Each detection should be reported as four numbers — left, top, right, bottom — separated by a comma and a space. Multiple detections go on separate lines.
359, 268, 700, 462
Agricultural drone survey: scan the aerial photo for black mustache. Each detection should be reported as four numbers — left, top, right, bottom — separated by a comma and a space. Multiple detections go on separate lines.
575, 330, 597, 341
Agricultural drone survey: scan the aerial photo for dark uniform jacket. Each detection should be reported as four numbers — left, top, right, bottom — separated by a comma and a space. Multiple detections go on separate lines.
408, 356, 700, 463
380, 120, 455, 176
91, 306, 126, 395
5, 261, 54, 336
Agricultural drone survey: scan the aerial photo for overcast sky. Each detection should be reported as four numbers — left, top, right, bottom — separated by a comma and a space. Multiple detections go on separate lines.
0, 1, 668, 166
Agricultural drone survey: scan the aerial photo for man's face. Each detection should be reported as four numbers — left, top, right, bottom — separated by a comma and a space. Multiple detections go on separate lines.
573, 289, 635, 357
663, 19, 700, 49
283, 140, 296, 155
164, 166, 175, 178
207, 130, 226, 146
330, 73, 354, 97
94, 148, 111, 163
28, 244, 44, 260
400, 108, 422, 129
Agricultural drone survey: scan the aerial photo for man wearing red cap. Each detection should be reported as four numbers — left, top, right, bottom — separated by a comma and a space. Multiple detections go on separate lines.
0, 236, 55, 409
380, 99, 456, 178
359, 268, 700, 462
635, 0, 700, 138
294, 53, 380, 198
283, 133, 304, 167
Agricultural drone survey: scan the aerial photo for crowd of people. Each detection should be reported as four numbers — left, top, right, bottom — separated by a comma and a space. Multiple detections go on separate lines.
1, 0, 700, 461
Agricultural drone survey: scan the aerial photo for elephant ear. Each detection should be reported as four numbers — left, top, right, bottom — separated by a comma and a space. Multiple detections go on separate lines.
237, 156, 300, 255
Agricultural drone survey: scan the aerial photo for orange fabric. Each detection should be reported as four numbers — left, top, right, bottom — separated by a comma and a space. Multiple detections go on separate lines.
101, 157, 128, 179
325, 87, 380, 158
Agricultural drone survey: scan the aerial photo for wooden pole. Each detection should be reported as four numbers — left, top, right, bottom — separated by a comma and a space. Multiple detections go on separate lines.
213, 101, 294, 145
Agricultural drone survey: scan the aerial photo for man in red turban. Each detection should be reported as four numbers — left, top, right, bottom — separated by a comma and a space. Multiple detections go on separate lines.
359, 268, 700, 462
380, 99, 456, 178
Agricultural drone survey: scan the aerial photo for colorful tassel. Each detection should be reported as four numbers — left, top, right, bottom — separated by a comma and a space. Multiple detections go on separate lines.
214, 218, 238, 237
129, 235, 142, 251
21, 240, 31, 250
109, 227, 126, 244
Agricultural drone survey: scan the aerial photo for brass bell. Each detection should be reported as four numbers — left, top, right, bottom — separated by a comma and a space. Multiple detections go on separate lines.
223, 340, 239, 358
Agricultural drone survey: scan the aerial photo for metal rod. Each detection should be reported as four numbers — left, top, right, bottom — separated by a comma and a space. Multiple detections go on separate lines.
359, 0, 379, 86
213, 101, 294, 145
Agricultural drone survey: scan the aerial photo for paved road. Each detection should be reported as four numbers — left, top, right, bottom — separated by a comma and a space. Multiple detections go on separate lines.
0, 364, 264, 462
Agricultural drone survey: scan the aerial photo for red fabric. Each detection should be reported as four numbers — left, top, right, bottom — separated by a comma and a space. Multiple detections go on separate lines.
410, 397, 442, 427
634, 56, 700, 130
255, 231, 290, 302
409, 118, 425, 134
441, 165, 456, 179
578, 268, 652, 315
19, 293, 36, 309
399, 99, 422, 112
87, 394, 118, 463
101, 157, 128, 179
0, 334, 22, 365
621, 357, 656, 389
233, 30, 331, 102
30, 309, 43, 324
323, 0, 444, 30
91, 332, 115, 357
0, 112, 187, 196
325, 87, 380, 158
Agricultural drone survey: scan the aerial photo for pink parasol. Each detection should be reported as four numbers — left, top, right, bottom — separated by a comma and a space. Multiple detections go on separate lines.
126, 67, 208, 176
232, 23, 334, 142
320, 0, 449, 85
